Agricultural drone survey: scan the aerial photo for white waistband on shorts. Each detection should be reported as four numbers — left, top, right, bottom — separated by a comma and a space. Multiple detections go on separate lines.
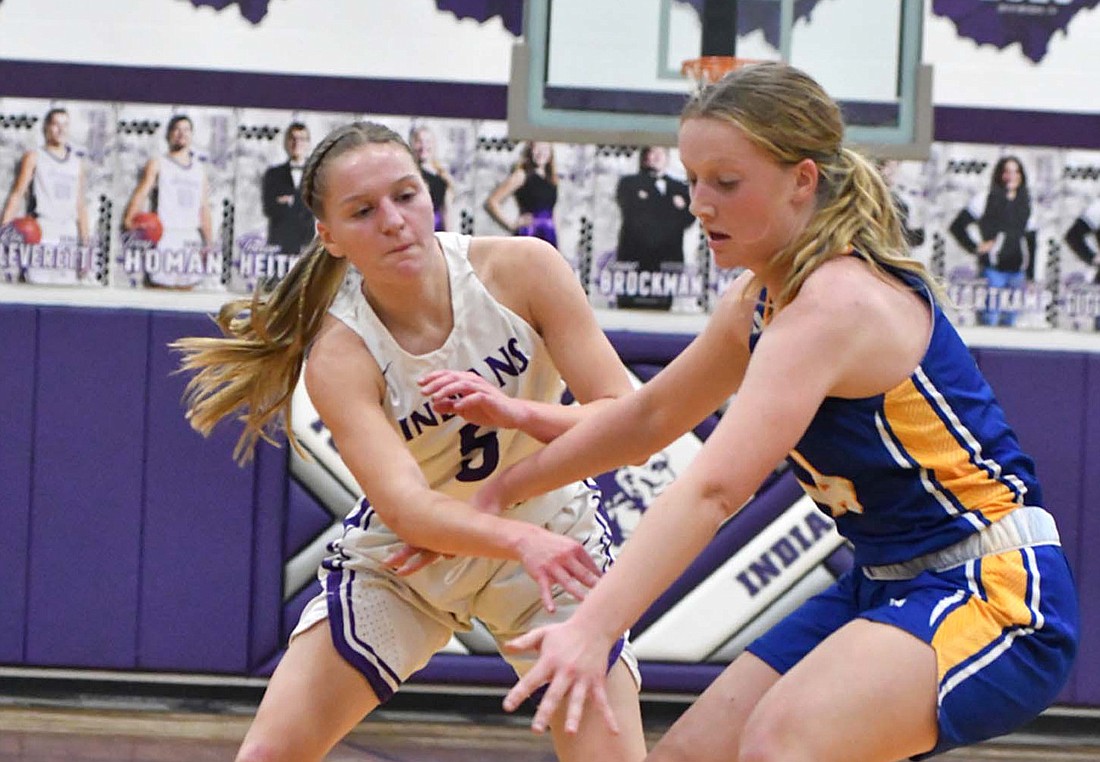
861, 506, 1061, 581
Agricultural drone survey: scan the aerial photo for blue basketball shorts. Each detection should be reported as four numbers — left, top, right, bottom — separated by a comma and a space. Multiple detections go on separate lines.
748, 543, 1078, 759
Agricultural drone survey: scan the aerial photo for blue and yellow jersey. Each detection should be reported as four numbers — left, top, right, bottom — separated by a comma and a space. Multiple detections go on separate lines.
750, 270, 1041, 567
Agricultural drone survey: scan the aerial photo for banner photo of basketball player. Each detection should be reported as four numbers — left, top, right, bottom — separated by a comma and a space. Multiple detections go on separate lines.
471, 122, 589, 279
365, 115, 478, 238
230, 109, 354, 294
928, 143, 1055, 330
1054, 148, 1100, 332
0, 97, 115, 288
112, 104, 236, 292
589, 144, 705, 313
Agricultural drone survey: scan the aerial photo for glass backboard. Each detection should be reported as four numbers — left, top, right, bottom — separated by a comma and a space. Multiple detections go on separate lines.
508, 0, 932, 159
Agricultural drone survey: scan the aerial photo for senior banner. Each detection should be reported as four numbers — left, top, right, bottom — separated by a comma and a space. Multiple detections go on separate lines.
0, 98, 115, 287
1056, 149, 1100, 331
470, 121, 593, 279
230, 109, 355, 294
927, 143, 1058, 330
589, 144, 706, 314
112, 104, 236, 292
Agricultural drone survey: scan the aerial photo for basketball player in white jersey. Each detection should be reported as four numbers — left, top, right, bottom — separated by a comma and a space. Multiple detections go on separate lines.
1, 108, 90, 285
172, 122, 647, 762
123, 114, 214, 288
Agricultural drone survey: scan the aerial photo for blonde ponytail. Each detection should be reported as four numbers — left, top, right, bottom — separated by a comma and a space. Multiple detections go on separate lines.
172, 241, 348, 463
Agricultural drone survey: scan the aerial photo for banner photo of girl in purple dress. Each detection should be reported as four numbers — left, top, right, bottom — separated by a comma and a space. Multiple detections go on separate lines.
932, 143, 1054, 329
397, 117, 477, 236
482, 138, 560, 246
229, 108, 354, 294
1056, 148, 1100, 331
0, 97, 115, 288
112, 103, 235, 292
589, 144, 705, 314
474, 122, 590, 278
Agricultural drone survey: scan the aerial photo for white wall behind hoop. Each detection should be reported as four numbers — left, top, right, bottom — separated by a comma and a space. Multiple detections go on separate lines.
0, 0, 515, 83
922, 4, 1099, 113
0, 1, 1097, 114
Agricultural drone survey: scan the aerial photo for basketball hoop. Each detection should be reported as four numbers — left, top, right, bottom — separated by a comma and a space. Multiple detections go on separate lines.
681, 56, 758, 91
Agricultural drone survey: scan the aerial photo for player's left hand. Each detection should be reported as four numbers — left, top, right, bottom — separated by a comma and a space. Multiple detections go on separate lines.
503, 619, 620, 736
418, 370, 521, 429
514, 527, 602, 613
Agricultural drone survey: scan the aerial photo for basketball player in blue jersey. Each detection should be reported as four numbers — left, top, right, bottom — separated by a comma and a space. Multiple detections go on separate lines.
171, 122, 647, 762
478, 63, 1078, 762
485, 141, 559, 247
123, 114, 214, 288
1, 108, 90, 284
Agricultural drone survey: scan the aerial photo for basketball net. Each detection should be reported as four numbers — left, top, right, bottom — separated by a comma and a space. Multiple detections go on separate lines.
680, 56, 757, 92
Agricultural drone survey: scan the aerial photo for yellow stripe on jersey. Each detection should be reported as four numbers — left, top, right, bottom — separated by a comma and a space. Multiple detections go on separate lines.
931, 551, 1034, 691
882, 376, 1020, 524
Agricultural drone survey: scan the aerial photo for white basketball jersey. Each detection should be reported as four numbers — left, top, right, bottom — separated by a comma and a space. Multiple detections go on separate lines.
22, 147, 81, 285
327, 232, 579, 529
156, 153, 205, 232
32, 147, 80, 228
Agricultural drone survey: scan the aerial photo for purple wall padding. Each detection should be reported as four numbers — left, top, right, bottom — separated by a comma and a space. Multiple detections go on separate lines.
249, 443, 288, 672
412, 652, 518, 686
1078, 355, 1100, 706
2, 306, 1096, 706
973, 348, 1088, 705
0, 306, 37, 663
607, 330, 693, 366
285, 481, 336, 558
24, 308, 148, 668
137, 313, 261, 672
637, 662, 725, 694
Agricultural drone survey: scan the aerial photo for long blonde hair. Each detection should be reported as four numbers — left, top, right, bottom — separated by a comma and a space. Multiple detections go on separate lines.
682, 61, 944, 312
171, 121, 415, 463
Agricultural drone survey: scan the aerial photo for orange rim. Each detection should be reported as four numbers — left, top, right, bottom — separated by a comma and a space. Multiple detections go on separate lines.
680, 56, 758, 86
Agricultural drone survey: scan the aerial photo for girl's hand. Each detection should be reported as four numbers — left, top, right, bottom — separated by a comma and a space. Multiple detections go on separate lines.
503, 619, 620, 736
514, 527, 602, 613
419, 370, 522, 430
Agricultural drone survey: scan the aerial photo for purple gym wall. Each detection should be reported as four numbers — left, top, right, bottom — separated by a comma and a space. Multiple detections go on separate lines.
0, 303, 1095, 707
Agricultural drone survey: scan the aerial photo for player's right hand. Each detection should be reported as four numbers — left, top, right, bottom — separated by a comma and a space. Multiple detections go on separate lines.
514, 527, 601, 613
